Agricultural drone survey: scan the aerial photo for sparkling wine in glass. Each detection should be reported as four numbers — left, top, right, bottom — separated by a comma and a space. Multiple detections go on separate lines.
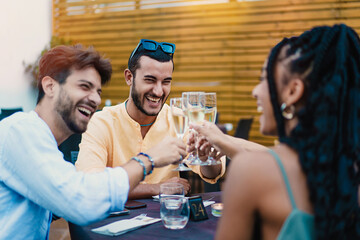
204, 108, 217, 124
170, 98, 191, 171
187, 106, 205, 124
182, 92, 207, 166
204, 92, 221, 165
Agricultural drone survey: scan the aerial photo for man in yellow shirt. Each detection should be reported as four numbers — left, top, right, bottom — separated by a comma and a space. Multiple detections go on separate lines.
76, 39, 225, 199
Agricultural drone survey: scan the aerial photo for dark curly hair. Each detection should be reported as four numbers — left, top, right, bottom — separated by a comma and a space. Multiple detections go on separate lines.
266, 24, 360, 239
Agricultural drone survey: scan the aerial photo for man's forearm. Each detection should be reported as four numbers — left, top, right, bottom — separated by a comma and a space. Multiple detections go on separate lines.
122, 156, 152, 193
127, 183, 160, 200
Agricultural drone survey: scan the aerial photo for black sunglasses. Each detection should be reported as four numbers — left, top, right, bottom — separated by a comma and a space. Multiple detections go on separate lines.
129, 39, 176, 61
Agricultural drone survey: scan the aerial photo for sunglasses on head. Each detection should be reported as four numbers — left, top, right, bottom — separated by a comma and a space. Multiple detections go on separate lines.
129, 39, 176, 61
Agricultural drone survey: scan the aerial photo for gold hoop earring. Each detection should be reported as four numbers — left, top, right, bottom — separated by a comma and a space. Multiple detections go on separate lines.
280, 103, 295, 120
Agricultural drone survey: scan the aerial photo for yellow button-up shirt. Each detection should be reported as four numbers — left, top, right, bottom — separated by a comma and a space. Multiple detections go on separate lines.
76, 102, 225, 184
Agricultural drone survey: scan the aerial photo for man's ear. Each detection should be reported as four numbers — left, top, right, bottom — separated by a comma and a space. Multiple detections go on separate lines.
124, 69, 133, 86
281, 78, 305, 106
41, 76, 57, 98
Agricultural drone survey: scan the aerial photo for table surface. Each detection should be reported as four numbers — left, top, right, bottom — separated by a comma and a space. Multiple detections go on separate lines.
68, 191, 222, 240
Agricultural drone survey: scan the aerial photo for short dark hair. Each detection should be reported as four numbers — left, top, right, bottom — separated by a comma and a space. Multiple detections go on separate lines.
127, 43, 174, 78
37, 44, 112, 103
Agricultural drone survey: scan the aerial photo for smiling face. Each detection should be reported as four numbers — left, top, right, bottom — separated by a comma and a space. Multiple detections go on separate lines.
254, 46, 303, 136
55, 67, 102, 133
252, 60, 279, 136
129, 56, 173, 117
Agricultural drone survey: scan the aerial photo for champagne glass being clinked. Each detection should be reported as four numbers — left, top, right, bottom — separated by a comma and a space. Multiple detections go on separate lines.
170, 97, 192, 171
203, 92, 221, 165
182, 92, 207, 166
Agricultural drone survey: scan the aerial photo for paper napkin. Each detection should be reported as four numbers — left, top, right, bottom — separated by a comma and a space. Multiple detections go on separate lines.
203, 200, 215, 207
91, 214, 161, 236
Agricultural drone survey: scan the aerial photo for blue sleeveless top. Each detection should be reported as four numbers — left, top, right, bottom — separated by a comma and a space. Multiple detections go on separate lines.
268, 149, 315, 240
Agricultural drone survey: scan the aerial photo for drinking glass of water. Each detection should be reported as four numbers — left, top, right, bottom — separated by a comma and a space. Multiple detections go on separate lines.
160, 183, 190, 230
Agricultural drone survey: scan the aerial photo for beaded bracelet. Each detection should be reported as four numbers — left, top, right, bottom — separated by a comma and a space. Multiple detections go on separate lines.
137, 152, 154, 174
131, 157, 146, 181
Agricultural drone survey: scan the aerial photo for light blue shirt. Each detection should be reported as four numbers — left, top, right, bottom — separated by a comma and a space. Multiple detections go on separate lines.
0, 111, 130, 239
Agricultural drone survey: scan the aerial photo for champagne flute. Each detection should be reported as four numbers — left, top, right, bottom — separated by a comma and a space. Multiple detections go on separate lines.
170, 98, 192, 171
182, 92, 207, 166
181, 92, 200, 163
203, 92, 221, 165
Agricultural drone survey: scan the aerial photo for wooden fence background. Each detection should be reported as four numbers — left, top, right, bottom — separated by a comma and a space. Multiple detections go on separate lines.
52, 0, 360, 146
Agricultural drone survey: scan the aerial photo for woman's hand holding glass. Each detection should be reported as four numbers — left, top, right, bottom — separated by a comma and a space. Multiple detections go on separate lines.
187, 125, 224, 163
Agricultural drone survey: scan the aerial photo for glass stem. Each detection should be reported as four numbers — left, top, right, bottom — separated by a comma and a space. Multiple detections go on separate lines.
194, 130, 200, 160
177, 134, 185, 165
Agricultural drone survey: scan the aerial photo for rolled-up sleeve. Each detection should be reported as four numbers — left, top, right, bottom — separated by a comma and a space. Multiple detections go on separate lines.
0, 117, 129, 226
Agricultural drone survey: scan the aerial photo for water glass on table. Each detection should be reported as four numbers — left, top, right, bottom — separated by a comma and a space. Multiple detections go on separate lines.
160, 183, 190, 230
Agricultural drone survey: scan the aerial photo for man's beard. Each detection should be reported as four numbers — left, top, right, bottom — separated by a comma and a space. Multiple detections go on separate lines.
131, 79, 167, 116
55, 87, 86, 134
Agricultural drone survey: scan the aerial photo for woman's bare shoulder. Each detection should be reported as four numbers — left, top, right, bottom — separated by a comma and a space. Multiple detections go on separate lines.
230, 149, 278, 177
226, 150, 273, 189
225, 148, 288, 202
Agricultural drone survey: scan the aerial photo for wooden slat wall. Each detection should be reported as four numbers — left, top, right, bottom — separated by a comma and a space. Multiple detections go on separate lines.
53, 0, 360, 146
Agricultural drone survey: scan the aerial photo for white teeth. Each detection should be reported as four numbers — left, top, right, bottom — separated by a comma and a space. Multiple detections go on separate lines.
78, 107, 91, 115
257, 106, 263, 113
147, 96, 160, 102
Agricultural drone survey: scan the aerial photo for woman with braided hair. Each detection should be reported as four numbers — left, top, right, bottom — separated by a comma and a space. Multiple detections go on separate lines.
191, 24, 360, 239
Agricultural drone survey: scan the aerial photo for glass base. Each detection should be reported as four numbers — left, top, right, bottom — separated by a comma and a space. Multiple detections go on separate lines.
187, 152, 196, 162
188, 158, 209, 166
173, 163, 192, 171
204, 157, 222, 166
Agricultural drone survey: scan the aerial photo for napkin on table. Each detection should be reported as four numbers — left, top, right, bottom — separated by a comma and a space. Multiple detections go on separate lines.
91, 214, 161, 236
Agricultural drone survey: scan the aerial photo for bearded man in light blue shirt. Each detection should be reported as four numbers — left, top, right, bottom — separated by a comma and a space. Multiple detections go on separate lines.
0, 44, 186, 239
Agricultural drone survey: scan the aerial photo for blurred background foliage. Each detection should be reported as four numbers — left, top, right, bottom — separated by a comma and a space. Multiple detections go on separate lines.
23, 36, 73, 88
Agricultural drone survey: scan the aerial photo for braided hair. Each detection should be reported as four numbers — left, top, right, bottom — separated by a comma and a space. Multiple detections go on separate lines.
266, 24, 360, 239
